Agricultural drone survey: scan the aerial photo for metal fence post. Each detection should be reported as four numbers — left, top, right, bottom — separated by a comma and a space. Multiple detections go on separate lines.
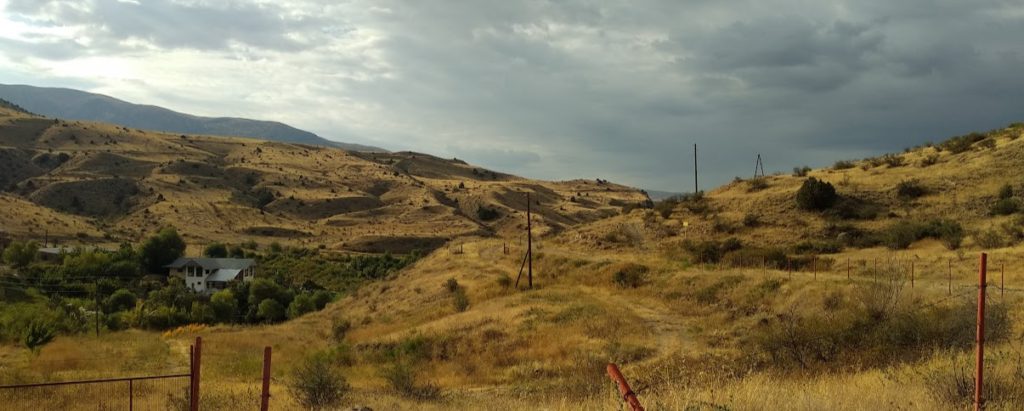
261, 346, 272, 411
975, 253, 987, 411
606, 363, 644, 411
191, 337, 202, 411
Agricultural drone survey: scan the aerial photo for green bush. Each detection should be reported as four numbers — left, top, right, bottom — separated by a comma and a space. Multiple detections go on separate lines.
919, 153, 940, 167
881, 221, 927, 250
2, 240, 38, 268
998, 184, 1014, 200
721, 247, 788, 268
288, 294, 316, 319
793, 166, 811, 177
288, 353, 350, 410
496, 274, 512, 288
742, 213, 760, 227
792, 240, 843, 255
209, 290, 237, 323
23, 321, 55, 352
682, 240, 724, 264
105, 289, 137, 312
926, 220, 965, 250
311, 290, 333, 310
882, 153, 904, 167
795, 178, 838, 211
257, 299, 286, 323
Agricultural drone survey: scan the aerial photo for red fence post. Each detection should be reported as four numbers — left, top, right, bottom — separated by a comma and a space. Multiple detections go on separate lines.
261, 346, 272, 411
191, 337, 202, 411
975, 253, 987, 411
606, 363, 644, 411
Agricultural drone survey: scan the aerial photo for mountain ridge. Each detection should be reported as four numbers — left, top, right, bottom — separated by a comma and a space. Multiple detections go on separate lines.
0, 83, 386, 152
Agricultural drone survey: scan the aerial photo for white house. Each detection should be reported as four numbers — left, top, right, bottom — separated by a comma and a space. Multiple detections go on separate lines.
166, 257, 257, 294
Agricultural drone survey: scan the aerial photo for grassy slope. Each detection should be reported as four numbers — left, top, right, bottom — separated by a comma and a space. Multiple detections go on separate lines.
2, 116, 1024, 409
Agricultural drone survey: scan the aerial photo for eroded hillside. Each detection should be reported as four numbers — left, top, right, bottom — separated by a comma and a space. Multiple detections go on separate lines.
0, 107, 648, 252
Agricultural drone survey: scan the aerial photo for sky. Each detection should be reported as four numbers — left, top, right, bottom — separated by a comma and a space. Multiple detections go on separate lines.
1, 0, 1022, 192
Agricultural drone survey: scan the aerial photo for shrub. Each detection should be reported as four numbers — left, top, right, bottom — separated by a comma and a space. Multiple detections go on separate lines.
832, 160, 855, 170
881, 221, 927, 250
331, 319, 351, 342
824, 196, 882, 220
105, 289, 137, 312
795, 178, 837, 211
476, 206, 500, 221
289, 353, 350, 410
23, 321, 55, 353
203, 243, 227, 258
747, 178, 769, 192
978, 138, 996, 149
919, 153, 940, 167
452, 288, 469, 312
975, 229, 1008, 249
990, 198, 1020, 216
496, 274, 512, 288
919, 219, 964, 250
381, 361, 441, 400
940, 132, 986, 154
682, 240, 722, 264
895, 180, 927, 200
721, 247, 788, 269
444, 278, 459, 293
998, 184, 1014, 200
882, 153, 904, 167
209, 290, 237, 323
742, 212, 760, 227
612, 264, 648, 288
792, 166, 811, 177
792, 240, 843, 255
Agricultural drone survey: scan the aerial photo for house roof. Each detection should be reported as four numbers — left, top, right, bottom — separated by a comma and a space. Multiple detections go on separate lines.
164, 257, 255, 270
207, 269, 242, 282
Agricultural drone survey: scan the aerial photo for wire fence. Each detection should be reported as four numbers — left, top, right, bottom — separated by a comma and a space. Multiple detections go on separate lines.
0, 374, 192, 410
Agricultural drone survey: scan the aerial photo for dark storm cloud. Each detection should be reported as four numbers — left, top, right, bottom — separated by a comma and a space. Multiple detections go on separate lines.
3, 0, 1024, 191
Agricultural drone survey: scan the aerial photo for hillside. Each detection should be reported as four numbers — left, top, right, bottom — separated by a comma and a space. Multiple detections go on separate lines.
0, 106, 649, 254
0, 83, 385, 152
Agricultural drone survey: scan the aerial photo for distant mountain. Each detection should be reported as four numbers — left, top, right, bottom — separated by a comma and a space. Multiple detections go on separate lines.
0, 83, 386, 152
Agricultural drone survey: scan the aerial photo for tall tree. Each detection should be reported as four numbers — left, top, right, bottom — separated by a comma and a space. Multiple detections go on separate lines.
138, 227, 186, 273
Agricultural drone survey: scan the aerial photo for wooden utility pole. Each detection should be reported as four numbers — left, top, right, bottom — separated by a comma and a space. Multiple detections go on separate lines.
693, 144, 699, 194
975, 253, 988, 411
261, 346, 272, 411
94, 277, 100, 337
527, 192, 533, 289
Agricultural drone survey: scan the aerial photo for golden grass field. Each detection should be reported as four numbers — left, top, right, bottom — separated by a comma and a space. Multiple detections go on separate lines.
2, 107, 1024, 409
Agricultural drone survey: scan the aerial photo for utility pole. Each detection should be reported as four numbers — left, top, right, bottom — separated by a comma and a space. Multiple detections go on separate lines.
94, 277, 100, 337
693, 144, 699, 194
527, 192, 533, 289
754, 154, 765, 179
975, 253, 988, 411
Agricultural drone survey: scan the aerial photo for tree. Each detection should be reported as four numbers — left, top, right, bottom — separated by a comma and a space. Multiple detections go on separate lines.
210, 289, 238, 323
311, 290, 333, 310
105, 289, 137, 312
257, 299, 286, 323
2, 240, 39, 268
138, 227, 186, 273
249, 278, 290, 307
795, 178, 838, 211
203, 243, 227, 258
288, 294, 316, 319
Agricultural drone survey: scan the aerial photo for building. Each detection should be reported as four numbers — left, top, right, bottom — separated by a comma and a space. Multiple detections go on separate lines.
165, 257, 257, 294
37, 246, 111, 262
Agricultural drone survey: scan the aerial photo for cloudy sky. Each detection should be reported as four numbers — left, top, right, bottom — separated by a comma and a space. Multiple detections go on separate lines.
1, 0, 1022, 191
